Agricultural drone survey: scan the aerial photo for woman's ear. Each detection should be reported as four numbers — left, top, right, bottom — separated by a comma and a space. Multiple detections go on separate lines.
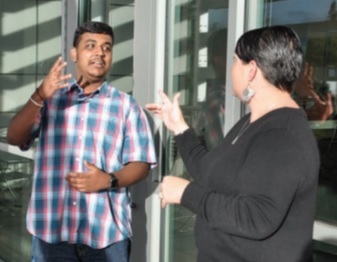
248, 60, 258, 81
70, 47, 77, 63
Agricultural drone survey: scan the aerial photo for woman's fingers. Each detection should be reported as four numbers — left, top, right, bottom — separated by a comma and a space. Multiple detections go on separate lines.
172, 92, 181, 107
145, 103, 160, 110
158, 90, 171, 105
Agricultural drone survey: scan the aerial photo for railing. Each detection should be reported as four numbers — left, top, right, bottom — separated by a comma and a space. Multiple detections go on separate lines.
0, 150, 33, 207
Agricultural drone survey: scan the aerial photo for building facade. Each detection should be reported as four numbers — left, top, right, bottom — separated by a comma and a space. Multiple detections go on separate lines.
0, 0, 337, 261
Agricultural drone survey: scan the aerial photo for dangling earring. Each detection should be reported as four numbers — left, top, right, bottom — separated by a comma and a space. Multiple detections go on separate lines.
242, 83, 255, 103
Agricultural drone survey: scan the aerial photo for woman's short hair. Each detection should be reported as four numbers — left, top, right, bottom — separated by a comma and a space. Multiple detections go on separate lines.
235, 26, 302, 93
73, 21, 114, 48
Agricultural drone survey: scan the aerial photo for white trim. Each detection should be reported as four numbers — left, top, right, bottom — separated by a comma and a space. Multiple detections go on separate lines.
61, 0, 78, 76
314, 220, 337, 246
133, 1, 166, 107
133, 1, 166, 262
246, 0, 264, 30
0, 142, 34, 159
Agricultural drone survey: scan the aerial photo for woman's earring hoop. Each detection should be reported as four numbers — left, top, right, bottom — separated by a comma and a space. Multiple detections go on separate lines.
242, 84, 255, 103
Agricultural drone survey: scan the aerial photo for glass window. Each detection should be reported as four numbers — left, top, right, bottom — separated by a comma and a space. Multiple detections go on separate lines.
162, 1, 229, 261
91, 0, 135, 94
107, 1, 134, 94
246, 0, 337, 259
0, 0, 134, 260
0, 0, 62, 261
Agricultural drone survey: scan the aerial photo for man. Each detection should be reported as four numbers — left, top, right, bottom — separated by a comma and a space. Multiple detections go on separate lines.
196, 29, 226, 149
7, 21, 156, 261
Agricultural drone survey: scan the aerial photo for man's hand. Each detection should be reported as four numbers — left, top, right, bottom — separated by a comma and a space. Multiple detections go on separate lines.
306, 91, 333, 121
38, 57, 72, 100
65, 160, 110, 192
293, 62, 334, 121
293, 62, 314, 98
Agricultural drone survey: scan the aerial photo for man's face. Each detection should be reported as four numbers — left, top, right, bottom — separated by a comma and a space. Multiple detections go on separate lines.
71, 32, 113, 84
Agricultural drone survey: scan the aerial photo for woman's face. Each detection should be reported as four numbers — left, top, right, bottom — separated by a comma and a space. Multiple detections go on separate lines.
231, 55, 246, 98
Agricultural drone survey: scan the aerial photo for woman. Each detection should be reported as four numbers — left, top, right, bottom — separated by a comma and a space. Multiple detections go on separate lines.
146, 26, 319, 262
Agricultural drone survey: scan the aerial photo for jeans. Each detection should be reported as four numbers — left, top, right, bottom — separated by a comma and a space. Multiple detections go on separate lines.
32, 236, 131, 262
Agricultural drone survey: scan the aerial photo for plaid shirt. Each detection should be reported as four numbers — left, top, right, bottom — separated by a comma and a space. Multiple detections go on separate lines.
24, 80, 156, 249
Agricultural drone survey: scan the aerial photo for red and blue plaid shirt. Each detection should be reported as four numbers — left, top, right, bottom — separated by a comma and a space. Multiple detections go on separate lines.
23, 80, 156, 248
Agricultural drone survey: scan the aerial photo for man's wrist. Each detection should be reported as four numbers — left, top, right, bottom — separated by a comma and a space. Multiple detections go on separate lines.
35, 87, 45, 101
32, 88, 44, 104
107, 172, 119, 190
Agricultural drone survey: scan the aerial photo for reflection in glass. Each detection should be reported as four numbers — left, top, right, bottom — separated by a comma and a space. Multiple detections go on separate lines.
163, 1, 228, 261
0, 1, 62, 261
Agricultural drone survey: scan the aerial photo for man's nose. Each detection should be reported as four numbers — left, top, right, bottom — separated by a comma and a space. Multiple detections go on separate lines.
95, 46, 105, 56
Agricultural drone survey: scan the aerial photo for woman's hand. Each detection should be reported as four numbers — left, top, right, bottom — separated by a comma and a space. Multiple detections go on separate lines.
159, 176, 190, 208
146, 90, 189, 135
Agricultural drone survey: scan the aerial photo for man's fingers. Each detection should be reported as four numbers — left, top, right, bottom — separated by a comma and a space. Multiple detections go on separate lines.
325, 92, 332, 104
303, 62, 309, 77
55, 58, 67, 71
67, 172, 77, 177
307, 63, 313, 78
58, 74, 72, 83
303, 62, 313, 78
50, 57, 64, 72
84, 160, 98, 172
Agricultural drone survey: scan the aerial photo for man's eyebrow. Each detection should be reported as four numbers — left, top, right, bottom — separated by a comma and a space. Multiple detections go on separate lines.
103, 42, 113, 46
85, 39, 97, 43
84, 39, 112, 46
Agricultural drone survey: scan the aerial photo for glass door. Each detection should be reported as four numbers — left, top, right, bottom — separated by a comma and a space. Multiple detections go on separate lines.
90, 0, 135, 94
162, 1, 229, 261
0, 1, 63, 261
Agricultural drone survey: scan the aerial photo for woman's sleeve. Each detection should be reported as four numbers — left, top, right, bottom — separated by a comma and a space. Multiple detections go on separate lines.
180, 130, 311, 239
174, 128, 209, 182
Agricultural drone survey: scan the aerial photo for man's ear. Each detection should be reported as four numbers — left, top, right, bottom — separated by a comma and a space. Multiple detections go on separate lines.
70, 47, 77, 63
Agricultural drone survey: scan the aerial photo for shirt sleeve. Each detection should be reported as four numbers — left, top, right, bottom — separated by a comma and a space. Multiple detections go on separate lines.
121, 98, 157, 168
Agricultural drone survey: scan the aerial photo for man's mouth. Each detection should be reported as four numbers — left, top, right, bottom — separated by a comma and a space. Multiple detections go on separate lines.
90, 60, 105, 67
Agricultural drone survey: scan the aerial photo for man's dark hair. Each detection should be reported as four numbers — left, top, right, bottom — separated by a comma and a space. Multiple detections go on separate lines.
235, 25, 303, 92
208, 29, 227, 59
73, 21, 114, 47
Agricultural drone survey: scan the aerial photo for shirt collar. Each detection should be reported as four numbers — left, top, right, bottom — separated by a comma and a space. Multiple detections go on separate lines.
62, 78, 111, 98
